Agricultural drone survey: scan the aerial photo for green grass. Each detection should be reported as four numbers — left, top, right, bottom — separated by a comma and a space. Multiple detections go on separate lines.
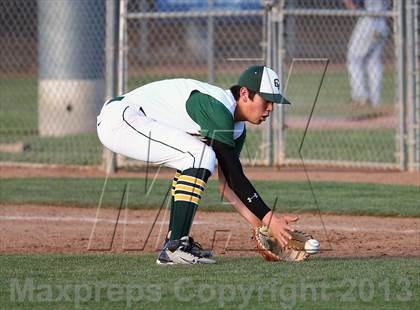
0, 133, 102, 165
286, 128, 396, 163
285, 70, 395, 116
1, 178, 419, 217
0, 77, 102, 165
0, 77, 38, 135
1, 69, 396, 135
128, 68, 395, 117
243, 128, 396, 164
0, 127, 396, 165
0, 70, 397, 165
0, 254, 418, 309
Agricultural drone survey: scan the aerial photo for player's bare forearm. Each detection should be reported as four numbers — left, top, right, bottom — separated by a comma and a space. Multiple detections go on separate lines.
217, 165, 261, 228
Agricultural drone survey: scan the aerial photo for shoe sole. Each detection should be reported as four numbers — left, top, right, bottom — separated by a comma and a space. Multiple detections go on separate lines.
156, 257, 216, 265
155, 259, 175, 266
166, 250, 216, 265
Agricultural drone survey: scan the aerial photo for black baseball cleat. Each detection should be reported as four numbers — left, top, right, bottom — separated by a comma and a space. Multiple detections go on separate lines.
188, 236, 214, 258
156, 236, 215, 265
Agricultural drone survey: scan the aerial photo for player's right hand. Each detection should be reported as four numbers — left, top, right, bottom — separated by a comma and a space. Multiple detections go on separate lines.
262, 212, 299, 247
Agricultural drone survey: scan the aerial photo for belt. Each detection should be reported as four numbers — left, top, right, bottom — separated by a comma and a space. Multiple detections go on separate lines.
105, 96, 125, 105
104, 96, 147, 116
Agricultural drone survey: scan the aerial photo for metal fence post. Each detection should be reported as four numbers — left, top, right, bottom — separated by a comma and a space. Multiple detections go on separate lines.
102, 0, 120, 173
266, 0, 285, 167
276, 0, 286, 167
414, 0, 420, 170
207, 0, 215, 84
406, 0, 416, 171
265, 1, 274, 166
118, 0, 128, 96
395, 0, 407, 170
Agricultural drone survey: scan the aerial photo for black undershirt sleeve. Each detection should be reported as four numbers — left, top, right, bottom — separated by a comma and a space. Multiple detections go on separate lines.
210, 139, 271, 220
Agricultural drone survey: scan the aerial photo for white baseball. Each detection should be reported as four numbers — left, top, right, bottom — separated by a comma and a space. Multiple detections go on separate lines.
304, 239, 320, 254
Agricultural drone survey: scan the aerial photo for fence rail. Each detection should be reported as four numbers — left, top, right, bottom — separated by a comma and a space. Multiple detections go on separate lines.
127, 10, 264, 18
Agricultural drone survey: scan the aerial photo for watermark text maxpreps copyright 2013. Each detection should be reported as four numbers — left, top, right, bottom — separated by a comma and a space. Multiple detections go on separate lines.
10, 277, 413, 308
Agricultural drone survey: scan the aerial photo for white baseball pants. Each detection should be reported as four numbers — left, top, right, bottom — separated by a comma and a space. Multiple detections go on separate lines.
347, 17, 388, 105
97, 101, 216, 173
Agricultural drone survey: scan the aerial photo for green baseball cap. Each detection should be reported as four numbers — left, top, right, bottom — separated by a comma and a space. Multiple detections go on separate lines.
238, 65, 292, 104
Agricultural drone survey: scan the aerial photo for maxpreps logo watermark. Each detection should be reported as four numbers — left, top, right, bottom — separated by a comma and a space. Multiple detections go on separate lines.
9, 278, 161, 308
10, 277, 413, 308
10, 277, 330, 308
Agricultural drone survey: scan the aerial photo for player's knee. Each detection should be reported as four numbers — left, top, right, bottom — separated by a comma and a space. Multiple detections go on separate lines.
177, 145, 215, 174
195, 145, 216, 174
182, 145, 215, 174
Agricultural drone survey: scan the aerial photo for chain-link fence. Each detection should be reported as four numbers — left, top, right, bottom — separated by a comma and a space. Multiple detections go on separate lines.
267, 0, 400, 169
118, 0, 406, 169
265, 0, 419, 171
0, 0, 418, 170
113, 0, 269, 168
415, 0, 420, 170
0, 0, 105, 166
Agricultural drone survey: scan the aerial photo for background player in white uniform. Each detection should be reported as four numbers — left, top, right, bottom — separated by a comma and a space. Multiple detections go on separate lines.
97, 66, 297, 265
345, 0, 390, 106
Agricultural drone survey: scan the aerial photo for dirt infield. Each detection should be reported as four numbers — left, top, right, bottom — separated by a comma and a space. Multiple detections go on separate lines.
1, 205, 419, 258
1, 166, 419, 257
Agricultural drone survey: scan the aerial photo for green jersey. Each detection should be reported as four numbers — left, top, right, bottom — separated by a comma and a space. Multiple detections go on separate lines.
121, 78, 246, 156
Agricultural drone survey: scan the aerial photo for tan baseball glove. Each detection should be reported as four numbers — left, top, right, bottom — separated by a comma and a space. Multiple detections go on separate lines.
253, 226, 319, 262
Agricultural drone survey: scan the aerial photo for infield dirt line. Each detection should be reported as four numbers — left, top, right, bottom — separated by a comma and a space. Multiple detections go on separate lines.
1, 214, 419, 234
0, 215, 203, 225
1, 205, 419, 257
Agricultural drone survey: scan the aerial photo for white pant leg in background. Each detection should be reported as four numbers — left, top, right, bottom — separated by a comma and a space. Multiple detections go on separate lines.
366, 19, 388, 106
366, 39, 385, 105
347, 17, 373, 103
347, 17, 388, 105
97, 102, 216, 173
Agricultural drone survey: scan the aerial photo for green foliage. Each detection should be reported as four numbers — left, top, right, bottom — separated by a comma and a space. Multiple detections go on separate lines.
1, 178, 419, 217
0, 254, 418, 309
